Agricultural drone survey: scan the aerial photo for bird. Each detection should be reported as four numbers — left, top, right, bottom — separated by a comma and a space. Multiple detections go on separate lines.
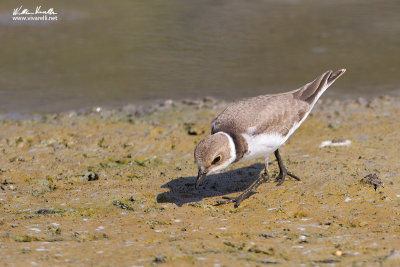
194, 69, 346, 207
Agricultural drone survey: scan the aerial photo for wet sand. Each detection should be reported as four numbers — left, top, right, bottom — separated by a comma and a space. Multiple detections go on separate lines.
0, 96, 399, 266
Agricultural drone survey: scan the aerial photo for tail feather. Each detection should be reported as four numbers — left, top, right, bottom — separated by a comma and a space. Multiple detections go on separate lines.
293, 69, 346, 105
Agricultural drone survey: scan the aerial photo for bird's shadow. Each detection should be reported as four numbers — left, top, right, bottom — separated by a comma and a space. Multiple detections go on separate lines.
157, 163, 264, 206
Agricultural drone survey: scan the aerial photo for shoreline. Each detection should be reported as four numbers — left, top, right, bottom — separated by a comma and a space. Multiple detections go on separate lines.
1, 94, 398, 121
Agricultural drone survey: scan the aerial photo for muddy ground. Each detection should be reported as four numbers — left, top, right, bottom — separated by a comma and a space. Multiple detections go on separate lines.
0, 96, 399, 266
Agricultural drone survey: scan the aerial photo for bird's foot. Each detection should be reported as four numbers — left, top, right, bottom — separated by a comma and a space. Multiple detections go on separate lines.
275, 168, 301, 186
274, 149, 301, 186
215, 191, 256, 208
215, 172, 268, 207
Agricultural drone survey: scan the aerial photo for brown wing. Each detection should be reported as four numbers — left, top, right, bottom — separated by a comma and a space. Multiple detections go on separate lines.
211, 94, 309, 160
212, 94, 309, 137
211, 69, 346, 160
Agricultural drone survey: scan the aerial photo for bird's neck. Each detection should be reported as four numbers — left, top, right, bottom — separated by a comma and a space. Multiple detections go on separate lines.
216, 132, 237, 164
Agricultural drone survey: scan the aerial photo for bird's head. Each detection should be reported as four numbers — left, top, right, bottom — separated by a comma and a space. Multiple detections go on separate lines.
194, 132, 236, 189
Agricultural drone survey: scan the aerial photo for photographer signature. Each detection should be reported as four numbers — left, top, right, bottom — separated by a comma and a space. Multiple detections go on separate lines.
13, 6, 57, 16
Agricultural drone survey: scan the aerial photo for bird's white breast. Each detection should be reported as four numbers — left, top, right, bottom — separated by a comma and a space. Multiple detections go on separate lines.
241, 132, 285, 161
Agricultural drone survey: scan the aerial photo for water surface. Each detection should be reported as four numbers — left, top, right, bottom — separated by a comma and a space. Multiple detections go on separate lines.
0, 0, 399, 113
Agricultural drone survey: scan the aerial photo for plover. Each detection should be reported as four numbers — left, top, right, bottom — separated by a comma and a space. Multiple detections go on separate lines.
194, 69, 346, 207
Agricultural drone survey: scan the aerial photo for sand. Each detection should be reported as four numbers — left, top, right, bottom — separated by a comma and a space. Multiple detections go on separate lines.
0, 96, 399, 266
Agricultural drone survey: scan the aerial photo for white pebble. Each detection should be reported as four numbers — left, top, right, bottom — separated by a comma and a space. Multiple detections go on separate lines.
319, 139, 351, 148
344, 197, 352, 202
96, 226, 105, 231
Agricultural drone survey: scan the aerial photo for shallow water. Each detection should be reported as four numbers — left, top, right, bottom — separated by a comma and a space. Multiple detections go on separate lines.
1, 0, 400, 113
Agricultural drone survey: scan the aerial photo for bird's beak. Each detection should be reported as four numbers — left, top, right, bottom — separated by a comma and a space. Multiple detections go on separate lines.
195, 169, 207, 189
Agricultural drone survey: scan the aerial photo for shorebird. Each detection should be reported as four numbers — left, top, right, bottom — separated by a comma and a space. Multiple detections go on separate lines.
194, 69, 346, 207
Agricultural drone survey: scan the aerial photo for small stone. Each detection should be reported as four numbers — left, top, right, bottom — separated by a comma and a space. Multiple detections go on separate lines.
183, 122, 201, 135
335, 250, 343, 256
360, 173, 383, 191
357, 97, 368, 106
153, 254, 166, 263
35, 209, 57, 215
112, 200, 134, 211
203, 96, 217, 103
182, 99, 202, 106
160, 99, 174, 107
344, 197, 352, 203
328, 122, 341, 129
82, 172, 99, 181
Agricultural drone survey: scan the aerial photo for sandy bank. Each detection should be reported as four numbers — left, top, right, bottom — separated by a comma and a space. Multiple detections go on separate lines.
0, 96, 399, 266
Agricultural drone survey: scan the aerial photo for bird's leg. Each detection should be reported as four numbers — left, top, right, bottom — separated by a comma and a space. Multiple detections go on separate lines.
274, 149, 301, 186
258, 157, 270, 179
262, 157, 270, 179
215, 164, 270, 208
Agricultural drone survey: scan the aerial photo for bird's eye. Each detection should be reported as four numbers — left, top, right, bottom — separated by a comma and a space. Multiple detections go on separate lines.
212, 155, 222, 164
